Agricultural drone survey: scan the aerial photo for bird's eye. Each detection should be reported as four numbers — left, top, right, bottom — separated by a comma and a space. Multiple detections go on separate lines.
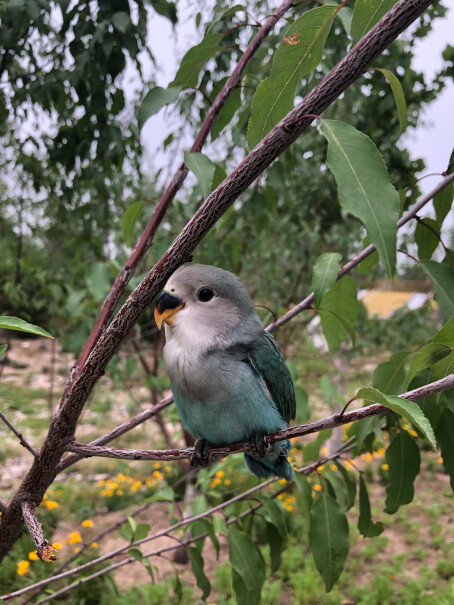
196, 287, 214, 302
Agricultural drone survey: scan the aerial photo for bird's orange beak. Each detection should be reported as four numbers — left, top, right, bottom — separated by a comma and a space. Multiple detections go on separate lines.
154, 290, 185, 329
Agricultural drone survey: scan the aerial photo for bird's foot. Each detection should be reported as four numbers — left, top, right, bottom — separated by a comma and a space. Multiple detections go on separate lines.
191, 439, 212, 468
248, 432, 271, 458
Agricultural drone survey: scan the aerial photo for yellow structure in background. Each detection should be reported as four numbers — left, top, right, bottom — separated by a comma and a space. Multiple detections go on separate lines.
360, 281, 437, 319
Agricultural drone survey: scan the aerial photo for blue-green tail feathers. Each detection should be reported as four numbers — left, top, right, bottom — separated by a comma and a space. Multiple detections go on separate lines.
244, 440, 293, 481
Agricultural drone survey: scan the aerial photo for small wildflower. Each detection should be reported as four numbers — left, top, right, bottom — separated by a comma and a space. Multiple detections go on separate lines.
53, 542, 63, 550
215, 470, 225, 478
28, 551, 39, 561
278, 478, 287, 486
90, 542, 99, 548
330, 464, 337, 471
130, 481, 142, 493
153, 462, 162, 470
152, 471, 163, 481
66, 531, 82, 545
381, 463, 389, 471
116, 489, 124, 496
17, 560, 30, 575
408, 429, 418, 438
224, 479, 231, 486
313, 484, 322, 492
97, 479, 105, 487
165, 466, 172, 473
73, 547, 80, 554
82, 520, 94, 528
438, 457, 444, 464
320, 446, 329, 457
45, 500, 59, 510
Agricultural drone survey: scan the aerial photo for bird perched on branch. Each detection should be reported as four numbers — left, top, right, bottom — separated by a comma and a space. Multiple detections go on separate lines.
154, 264, 296, 480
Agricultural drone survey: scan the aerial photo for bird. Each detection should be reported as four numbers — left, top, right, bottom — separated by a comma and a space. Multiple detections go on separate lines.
154, 263, 296, 480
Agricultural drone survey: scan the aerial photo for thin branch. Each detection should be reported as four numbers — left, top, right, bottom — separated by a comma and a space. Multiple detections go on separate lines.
64, 375, 453, 461
0, 410, 38, 458
21, 502, 56, 562
3, 443, 352, 602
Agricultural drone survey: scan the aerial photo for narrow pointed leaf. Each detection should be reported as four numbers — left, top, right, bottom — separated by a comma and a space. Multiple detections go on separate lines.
188, 546, 211, 601
248, 5, 337, 148
0, 316, 53, 339
321, 120, 398, 277
433, 182, 453, 228
415, 217, 440, 260
319, 275, 359, 353
373, 351, 410, 394
435, 409, 454, 491
385, 431, 420, 514
369, 67, 407, 131
406, 343, 453, 388
138, 86, 181, 131
433, 317, 454, 346
335, 461, 357, 510
184, 151, 216, 200
357, 386, 437, 449
313, 252, 342, 308
211, 87, 241, 140
229, 528, 266, 605
351, 0, 397, 45
122, 201, 145, 246
170, 33, 223, 88
421, 261, 454, 319
266, 522, 285, 573
293, 472, 312, 511
358, 474, 384, 536
309, 493, 349, 591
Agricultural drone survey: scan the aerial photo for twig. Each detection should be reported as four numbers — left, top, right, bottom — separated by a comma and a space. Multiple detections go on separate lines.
64, 375, 453, 461
21, 502, 56, 562
0, 410, 38, 458
3, 443, 353, 602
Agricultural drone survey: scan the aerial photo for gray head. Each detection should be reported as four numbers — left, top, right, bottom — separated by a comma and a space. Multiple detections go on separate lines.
154, 264, 262, 350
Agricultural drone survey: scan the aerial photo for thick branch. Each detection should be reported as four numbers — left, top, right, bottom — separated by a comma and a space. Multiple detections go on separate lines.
0, 0, 436, 562
64, 375, 453, 461
21, 502, 56, 562
0, 410, 38, 458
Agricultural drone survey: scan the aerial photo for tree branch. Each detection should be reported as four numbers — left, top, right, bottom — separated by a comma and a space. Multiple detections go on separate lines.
0, 410, 38, 458
64, 375, 453, 461
21, 502, 56, 562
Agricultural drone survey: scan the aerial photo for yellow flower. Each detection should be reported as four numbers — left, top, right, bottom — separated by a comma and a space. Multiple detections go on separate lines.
28, 551, 39, 561
165, 466, 172, 473
97, 479, 105, 487
53, 542, 63, 550
215, 470, 225, 478
82, 519, 94, 528
153, 462, 161, 469
90, 542, 99, 548
330, 464, 337, 471
438, 457, 444, 464
320, 446, 329, 457
116, 489, 124, 496
66, 531, 82, 545
381, 463, 389, 471
408, 429, 418, 438
130, 481, 142, 493
278, 478, 287, 486
152, 471, 163, 481
45, 500, 59, 510
73, 547, 80, 554
313, 484, 322, 492
17, 560, 30, 575
224, 479, 231, 486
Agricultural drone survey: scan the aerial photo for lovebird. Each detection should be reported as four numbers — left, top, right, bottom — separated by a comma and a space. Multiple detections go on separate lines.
154, 264, 296, 480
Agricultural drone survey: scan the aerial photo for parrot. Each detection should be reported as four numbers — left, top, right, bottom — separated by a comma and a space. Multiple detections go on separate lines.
154, 263, 296, 480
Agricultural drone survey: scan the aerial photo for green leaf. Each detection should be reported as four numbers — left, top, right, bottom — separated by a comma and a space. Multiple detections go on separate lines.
435, 409, 454, 491
433, 182, 453, 228
433, 317, 454, 346
184, 151, 216, 200
85, 262, 112, 303
421, 261, 454, 320
0, 344, 7, 360
348, 415, 383, 455
320, 120, 398, 277
373, 351, 410, 395
369, 68, 407, 131
170, 33, 223, 88
263, 498, 287, 539
211, 86, 241, 140
357, 387, 437, 449
295, 385, 309, 422
334, 461, 357, 510
415, 217, 440, 260
304, 429, 332, 463
188, 546, 211, 601
384, 431, 420, 514
122, 201, 145, 246
0, 316, 53, 339
266, 522, 284, 573
351, 0, 397, 45
358, 474, 384, 536
406, 343, 453, 388
247, 5, 338, 148
142, 485, 174, 503
319, 275, 359, 353
313, 252, 342, 308
138, 87, 181, 131
309, 493, 349, 591
229, 528, 266, 605
128, 547, 144, 561
320, 375, 346, 413
358, 236, 379, 275
146, 0, 177, 25
293, 472, 312, 511
134, 523, 151, 541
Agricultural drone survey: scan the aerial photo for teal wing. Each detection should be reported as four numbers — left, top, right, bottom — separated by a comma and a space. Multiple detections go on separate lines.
247, 331, 296, 423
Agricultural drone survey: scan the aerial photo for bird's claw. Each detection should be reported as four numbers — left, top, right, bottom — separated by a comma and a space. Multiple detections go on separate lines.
191, 439, 212, 468
249, 432, 271, 458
